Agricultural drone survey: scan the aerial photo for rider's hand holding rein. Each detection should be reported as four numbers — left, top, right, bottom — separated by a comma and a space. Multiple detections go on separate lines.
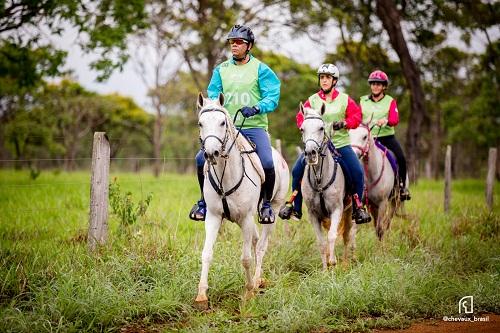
240, 106, 260, 118
376, 118, 388, 127
332, 120, 346, 130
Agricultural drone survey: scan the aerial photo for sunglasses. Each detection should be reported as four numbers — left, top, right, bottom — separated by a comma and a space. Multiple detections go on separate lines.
228, 39, 248, 45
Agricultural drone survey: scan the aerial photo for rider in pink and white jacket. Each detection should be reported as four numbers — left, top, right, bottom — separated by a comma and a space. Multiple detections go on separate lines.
360, 70, 410, 200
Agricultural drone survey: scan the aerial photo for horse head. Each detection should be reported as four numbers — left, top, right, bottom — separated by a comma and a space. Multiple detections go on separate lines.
299, 102, 327, 165
197, 92, 232, 165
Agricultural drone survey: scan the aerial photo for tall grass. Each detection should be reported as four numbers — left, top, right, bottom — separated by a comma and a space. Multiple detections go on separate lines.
0, 170, 498, 332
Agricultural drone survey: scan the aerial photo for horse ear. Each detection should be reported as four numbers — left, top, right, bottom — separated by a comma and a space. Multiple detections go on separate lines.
218, 93, 225, 106
320, 103, 326, 116
298, 102, 304, 115
197, 92, 205, 110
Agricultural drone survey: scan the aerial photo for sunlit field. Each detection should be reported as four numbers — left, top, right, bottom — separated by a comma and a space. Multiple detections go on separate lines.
1, 170, 498, 332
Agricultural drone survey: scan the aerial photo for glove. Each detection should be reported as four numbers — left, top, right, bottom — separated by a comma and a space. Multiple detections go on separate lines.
240, 106, 259, 118
332, 121, 346, 130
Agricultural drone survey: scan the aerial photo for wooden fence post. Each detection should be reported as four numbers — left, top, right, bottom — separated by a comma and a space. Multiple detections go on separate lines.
88, 132, 110, 252
486, 147, 497, 211
444, 145, 452, 213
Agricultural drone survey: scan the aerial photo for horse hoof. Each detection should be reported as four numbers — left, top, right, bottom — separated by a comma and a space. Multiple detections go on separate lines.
254, 278, 267, 289
244, 289, 255, 301
194, 296, 209, 311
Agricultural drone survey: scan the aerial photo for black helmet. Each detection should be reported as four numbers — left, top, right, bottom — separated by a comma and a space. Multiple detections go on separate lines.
227, 25, 255, 45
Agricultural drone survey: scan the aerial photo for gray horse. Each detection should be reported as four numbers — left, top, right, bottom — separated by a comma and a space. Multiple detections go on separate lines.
195, 93, 289, 309
299, 102, 356, 269
349, 123, 401, 240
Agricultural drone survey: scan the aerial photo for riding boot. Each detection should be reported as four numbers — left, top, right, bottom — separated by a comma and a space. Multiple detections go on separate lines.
260, 167, 275, 224
400, 181, 411, 201
279, 190, 303, 220
189, 165, 206, 221
352, 194, 371, 224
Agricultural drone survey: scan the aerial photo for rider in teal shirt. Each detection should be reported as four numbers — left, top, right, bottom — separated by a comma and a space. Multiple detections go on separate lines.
189, 24, 281, 224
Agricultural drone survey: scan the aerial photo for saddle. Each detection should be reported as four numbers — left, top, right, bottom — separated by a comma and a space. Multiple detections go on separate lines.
374, 140, 398, 177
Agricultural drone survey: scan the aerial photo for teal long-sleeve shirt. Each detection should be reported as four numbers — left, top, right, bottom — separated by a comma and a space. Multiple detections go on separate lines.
207, 55, 280, 114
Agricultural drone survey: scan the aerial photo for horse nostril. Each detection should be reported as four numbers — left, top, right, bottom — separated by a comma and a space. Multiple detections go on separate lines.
214, 150, 220, 157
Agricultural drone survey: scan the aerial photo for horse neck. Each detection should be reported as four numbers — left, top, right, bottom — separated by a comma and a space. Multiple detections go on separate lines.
366, 136, 385, 180
210, 131, 243, 183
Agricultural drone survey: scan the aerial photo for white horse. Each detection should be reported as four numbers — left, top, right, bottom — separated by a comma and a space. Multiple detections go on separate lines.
349, 123, 399, 240
195, 93, 289, 309
299, 103, 356, 269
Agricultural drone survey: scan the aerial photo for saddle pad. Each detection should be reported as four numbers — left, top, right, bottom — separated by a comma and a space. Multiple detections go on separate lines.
236, 135, 265, 184
374, 140, 398, 176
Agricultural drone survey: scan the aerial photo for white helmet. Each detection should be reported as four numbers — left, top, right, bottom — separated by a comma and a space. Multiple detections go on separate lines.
317, 63, 339, 79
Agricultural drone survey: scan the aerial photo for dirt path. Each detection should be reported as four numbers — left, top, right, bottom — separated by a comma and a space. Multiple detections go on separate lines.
373, 314, 499, 333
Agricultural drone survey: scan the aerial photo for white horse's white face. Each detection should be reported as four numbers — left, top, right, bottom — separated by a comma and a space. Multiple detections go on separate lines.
197, 93, 229, 165
299, 102, 326, 165
349, 125, 370, 158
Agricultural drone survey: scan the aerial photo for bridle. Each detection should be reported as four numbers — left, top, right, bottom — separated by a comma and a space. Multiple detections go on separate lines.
302, 115, 329, 161
199, 108, 231, 158
302, 114, 338, 218
350, 123, 375, 160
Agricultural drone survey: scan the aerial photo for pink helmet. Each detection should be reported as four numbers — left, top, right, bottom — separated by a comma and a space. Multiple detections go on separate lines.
368, 70, 389, 85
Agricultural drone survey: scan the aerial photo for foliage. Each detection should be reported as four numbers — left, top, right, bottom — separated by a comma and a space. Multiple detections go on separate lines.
0, 171, 498, 332
109, 177, 153, 227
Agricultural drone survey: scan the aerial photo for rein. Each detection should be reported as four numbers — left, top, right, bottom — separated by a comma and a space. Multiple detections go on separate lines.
199, 107, 257, 220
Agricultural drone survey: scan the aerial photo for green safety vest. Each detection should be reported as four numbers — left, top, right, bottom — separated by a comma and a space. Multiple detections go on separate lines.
360, 95, 395, 137
308, 92, 350, 148
219, 58, 268, 129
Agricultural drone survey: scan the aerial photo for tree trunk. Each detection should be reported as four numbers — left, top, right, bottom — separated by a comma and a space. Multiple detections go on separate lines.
376, 0, 427, 182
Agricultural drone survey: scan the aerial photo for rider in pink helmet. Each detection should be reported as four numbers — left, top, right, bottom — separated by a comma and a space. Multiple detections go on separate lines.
360, 70, 411, 200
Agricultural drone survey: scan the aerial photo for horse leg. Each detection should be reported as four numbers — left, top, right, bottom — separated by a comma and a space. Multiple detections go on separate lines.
195, 212, 221, 310
253, 223, 274, 289
342, 206, 356, 263
241, 215, 256, 300
327, 206, 342, 268
376, 199, 388, 241
310, 215, 328, 270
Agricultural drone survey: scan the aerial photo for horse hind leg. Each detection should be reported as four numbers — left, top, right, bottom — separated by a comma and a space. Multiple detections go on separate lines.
195, 213, 222, 310
376, 200, 388, 241
342, 206, 356, 264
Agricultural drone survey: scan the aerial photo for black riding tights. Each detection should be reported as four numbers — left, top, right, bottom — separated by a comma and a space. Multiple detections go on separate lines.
376, 135, 407, 187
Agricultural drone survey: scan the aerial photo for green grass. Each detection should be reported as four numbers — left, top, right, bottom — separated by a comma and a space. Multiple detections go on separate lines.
0, 170, 499, 332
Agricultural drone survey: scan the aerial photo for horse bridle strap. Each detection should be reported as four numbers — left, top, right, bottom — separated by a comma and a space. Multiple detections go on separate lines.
207, 155, 247, 221
307, 146, 338, 217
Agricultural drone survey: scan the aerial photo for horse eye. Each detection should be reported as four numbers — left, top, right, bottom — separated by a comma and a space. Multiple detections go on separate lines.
198, 122, 202, 127
300, 128, 304, 132
220, 121, 226, 126
363, 135, 367, 140
319, 127, 324, 132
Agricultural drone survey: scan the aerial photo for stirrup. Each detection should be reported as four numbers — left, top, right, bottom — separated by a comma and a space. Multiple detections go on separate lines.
400, 188, 411, 201
259, 201, 275, 224
353, 207, 371, 225
189, 200, 206, 221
